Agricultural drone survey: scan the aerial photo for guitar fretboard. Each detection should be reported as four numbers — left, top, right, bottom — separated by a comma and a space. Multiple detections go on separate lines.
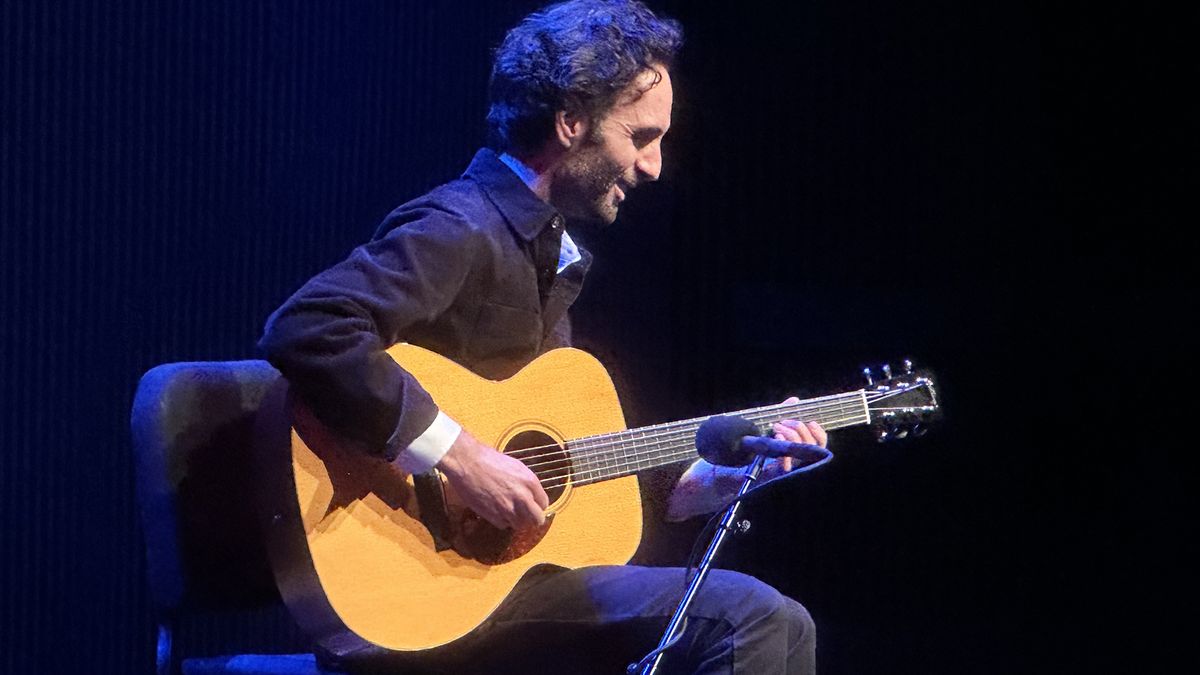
565, 390, 870, 486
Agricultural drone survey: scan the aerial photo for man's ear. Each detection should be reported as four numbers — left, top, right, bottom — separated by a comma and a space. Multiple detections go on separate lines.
554, 109, 589, 149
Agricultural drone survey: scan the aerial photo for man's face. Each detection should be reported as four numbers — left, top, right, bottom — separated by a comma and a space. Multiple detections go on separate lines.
551, 64, 673, 225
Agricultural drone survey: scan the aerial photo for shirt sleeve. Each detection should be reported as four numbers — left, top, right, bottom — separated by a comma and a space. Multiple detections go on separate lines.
392, 410, 462, 474
258, 203, 482, 461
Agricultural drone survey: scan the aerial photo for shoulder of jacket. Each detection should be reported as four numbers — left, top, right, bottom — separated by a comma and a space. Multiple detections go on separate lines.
373, 177, 499, 241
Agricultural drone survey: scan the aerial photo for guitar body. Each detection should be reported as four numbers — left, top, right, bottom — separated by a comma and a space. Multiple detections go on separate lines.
256, 342, 938, 659
257, 344, 643, 655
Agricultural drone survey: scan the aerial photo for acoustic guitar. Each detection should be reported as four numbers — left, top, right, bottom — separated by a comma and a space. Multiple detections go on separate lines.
254, 343, 937, 657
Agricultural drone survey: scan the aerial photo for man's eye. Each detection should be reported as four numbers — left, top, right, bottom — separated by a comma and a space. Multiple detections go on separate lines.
632, 131, 660, 149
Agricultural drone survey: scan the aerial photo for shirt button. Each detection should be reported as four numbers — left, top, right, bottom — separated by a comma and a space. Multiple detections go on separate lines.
550, 216, 562, 230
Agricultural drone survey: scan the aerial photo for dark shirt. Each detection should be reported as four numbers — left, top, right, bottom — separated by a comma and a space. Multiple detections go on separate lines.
258, 149, 592, 461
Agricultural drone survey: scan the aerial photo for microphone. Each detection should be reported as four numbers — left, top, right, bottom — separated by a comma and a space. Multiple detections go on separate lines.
695, 415, 758, 466
696, 415, 832, 467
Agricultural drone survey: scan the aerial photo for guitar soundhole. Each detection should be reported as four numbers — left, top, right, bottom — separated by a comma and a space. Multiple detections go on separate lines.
503, 430, 571, 504
447, 430, 568, 565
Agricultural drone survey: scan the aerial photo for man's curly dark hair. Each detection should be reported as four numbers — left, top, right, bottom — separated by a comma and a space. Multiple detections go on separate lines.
486, 0, 683, 157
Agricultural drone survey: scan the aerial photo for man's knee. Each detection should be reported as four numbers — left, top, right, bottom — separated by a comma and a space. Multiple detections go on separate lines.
701, 570, 805, 630
781, 595, 816, 645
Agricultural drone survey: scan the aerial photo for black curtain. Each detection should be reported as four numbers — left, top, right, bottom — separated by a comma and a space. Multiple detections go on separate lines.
1, 1, 1173, 672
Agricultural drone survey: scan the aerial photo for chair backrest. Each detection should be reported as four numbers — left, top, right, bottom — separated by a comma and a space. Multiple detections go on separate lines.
131, 360, 285, 617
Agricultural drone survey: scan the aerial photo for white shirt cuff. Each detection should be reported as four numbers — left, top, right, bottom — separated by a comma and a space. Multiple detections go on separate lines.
394, 410, 461, 474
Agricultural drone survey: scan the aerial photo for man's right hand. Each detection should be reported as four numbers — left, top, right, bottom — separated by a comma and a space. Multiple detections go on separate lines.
436, 429, 549, 530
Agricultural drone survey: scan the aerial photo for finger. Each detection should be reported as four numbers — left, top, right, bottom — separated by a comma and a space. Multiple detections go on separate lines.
807, 421, 828, 447
494, 499, 519, 530
508, 456, 550, 510
490, 494, 522, 530
525, 475, 550, 510
772, 432, 797, 470
773, 423, 802, 443
780, 419, 817, 445
519, 495, 546, 528
782, 396, 800, 405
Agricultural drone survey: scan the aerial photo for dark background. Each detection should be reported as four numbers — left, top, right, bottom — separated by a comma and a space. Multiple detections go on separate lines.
1, 1, 1175, 673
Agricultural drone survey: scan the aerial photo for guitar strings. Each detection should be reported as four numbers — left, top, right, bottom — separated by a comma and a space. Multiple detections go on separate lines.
515, 416, 853, 481
535, 412, 869, 491
505, 384, 919, 471
539, 423, 863, 492
569, 410, 866, 471
554, 386, 927, 483
534, 411, 867, 490
508, 394, 863, 466
513, 398, 869, 475
559, 404, 865, 477
555, 411, 868, 487
510, 385, 926, 488
551, 386, 929, 487
507, 394, 869, 472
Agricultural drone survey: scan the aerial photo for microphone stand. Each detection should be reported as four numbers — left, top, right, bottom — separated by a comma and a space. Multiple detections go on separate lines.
634, 455, 767, 675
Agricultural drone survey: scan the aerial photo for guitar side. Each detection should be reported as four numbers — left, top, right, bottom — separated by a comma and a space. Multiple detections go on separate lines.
256, 344, 644, 655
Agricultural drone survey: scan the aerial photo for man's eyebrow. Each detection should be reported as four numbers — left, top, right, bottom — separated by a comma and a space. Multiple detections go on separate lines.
633, 126, 665, 141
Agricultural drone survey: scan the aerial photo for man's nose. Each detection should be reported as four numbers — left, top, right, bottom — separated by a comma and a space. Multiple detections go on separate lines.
636, 143, 663, 182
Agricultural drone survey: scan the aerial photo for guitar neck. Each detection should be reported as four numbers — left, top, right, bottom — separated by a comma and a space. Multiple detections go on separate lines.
566, 389, 870, 486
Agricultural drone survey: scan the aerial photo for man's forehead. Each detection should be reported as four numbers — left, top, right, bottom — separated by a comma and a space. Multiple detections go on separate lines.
611, 66, 673, 125
616, 65, 672, 104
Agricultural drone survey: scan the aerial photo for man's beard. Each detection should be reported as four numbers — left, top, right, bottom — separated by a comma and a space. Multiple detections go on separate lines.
550, 146, 627, 226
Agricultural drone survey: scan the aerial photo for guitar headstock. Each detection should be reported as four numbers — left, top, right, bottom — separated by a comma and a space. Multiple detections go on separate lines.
862, 359, 939, 442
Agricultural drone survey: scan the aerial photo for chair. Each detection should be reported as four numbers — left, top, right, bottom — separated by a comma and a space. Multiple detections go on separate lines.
131, 360, 346, 675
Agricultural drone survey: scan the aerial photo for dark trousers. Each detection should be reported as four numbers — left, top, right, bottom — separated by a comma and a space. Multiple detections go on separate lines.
347, 565, 816, 675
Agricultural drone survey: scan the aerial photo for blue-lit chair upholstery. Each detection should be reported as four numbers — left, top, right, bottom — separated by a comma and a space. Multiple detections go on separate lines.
131, 360, 345, 675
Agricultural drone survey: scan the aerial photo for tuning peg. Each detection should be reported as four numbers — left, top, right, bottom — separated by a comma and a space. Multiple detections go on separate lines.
881, 363, 892, 380
863, 367, 874, 386
903, 359, 913, 375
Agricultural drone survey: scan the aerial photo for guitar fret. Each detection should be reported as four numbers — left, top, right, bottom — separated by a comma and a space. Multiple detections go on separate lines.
635, 428, 647, 472
565, 389, 880, 487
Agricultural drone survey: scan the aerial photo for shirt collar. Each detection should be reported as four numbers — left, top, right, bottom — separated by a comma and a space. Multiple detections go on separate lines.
464, 148, 562, 241
557, 230, 582, 273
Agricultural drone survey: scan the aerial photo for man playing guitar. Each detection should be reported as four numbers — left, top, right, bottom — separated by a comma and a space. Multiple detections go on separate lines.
260, 2, 826, 672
